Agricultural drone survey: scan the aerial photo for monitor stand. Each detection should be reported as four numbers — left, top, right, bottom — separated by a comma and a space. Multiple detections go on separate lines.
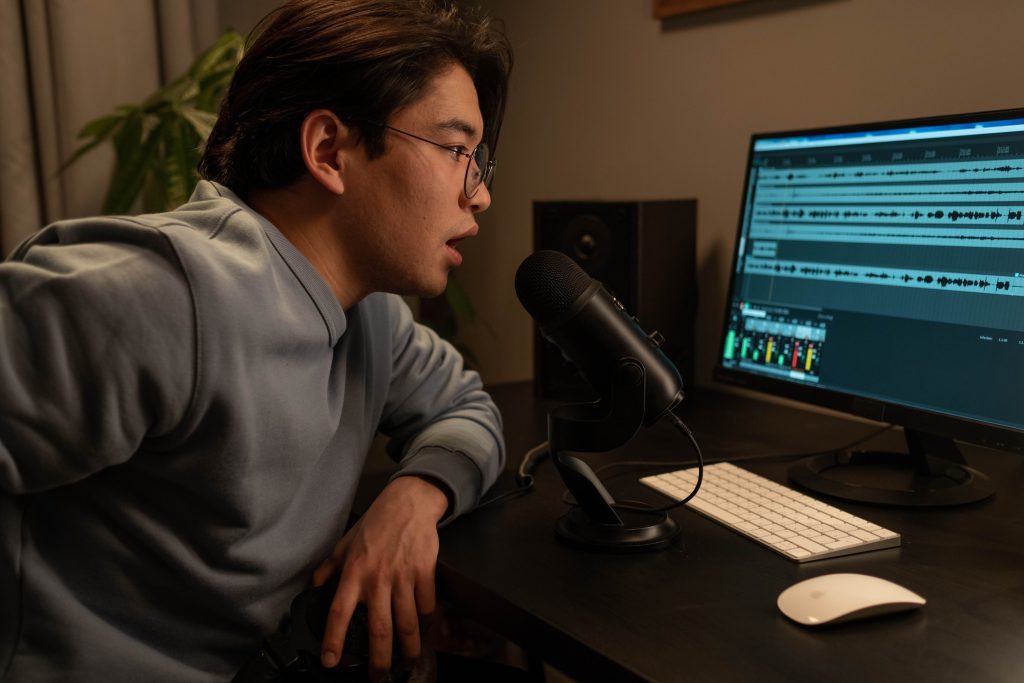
788, 428, 995, 507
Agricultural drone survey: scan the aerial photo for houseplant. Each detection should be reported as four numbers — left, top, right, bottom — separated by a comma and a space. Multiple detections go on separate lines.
61, 31, 244, 214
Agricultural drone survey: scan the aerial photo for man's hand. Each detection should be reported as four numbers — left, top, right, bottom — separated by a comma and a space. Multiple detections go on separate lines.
312, 475, 449, 681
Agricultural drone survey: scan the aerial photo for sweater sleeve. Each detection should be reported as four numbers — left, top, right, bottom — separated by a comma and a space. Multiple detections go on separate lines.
376, 296, 505, 520
0, 224, 195, 494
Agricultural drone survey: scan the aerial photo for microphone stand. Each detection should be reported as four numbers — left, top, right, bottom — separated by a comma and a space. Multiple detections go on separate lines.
548, 359, 681, 551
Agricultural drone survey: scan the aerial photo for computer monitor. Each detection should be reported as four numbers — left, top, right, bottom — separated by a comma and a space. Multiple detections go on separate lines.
714, 107, 1024, 506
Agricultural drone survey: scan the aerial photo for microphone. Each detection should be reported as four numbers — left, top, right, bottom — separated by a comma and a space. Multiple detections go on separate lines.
514, 250, 688, 551
515, 250, 684, 425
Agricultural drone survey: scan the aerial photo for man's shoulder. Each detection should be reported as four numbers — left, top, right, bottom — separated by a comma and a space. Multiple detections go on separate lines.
8, 181, 253, 262
3, 181, 273, 327
131, 181, 268, 259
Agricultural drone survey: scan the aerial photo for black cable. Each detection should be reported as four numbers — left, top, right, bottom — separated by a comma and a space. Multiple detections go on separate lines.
475, 441, 549, 510
591, 423, 895, 485
561, 420, 893, 513
480, 419, 892, 515
611, 412, 704, 514
552, 413, 704, 516
555, 411, 705, 515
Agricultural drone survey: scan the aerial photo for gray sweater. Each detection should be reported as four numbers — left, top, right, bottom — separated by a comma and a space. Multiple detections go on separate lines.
0, 181, 504, 681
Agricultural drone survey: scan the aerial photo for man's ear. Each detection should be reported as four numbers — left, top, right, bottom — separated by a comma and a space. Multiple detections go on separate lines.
299, 109, 358, 195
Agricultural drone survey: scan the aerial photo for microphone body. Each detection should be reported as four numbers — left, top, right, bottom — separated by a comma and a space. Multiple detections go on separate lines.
516, 251, 684, 424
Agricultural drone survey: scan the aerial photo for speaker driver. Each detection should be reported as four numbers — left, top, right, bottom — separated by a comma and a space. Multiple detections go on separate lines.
562, 214, 611, 273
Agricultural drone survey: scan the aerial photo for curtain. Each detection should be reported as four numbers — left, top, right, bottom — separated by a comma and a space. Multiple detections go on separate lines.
0, 0, 221, 257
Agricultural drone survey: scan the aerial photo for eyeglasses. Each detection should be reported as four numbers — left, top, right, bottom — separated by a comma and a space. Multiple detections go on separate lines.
378, 124, 495, 199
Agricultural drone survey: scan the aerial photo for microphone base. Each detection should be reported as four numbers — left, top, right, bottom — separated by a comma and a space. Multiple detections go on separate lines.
555, 507, 681, 553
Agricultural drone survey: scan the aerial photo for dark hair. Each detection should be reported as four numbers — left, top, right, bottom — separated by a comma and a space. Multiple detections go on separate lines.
198, 0, 513, 197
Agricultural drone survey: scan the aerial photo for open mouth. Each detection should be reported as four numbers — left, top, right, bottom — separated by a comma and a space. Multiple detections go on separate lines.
445, 227, 476, 265
445, 239, 465, 266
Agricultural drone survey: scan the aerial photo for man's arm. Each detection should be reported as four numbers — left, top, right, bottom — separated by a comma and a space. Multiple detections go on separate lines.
379, 296, 505, 518
313, 294, 504, 680
0, 227, 195, 494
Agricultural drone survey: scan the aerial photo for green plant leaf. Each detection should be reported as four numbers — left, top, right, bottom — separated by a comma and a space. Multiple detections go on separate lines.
195, 65, 237, 110
163, 117, 198, 210
58, 131, 118, 176
142, 157, 168, 214
179, 80, 200, 104
77, 114, 123, 140
142, 75, 188, 111
103, 119, 163, 214
189, 31, 244, 81
110, 108, 143, 165
179, 106, 218, 140
57, 113, 130, 176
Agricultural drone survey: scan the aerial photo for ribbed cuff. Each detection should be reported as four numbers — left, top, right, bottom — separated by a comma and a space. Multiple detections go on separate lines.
389, 445, 483, 526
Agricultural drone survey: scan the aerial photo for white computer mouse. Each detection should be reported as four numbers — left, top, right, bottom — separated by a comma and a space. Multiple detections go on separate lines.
777, 573, 926, 626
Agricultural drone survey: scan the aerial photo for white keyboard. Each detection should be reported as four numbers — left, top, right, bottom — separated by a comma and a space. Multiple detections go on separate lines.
641, 462, 901, 562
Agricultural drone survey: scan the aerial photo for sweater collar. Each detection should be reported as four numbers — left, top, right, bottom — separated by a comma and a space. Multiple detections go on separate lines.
198, 181, 348, 346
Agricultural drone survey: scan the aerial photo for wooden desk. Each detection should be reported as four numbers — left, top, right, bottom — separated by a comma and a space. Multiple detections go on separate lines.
431, 382, 1024, 683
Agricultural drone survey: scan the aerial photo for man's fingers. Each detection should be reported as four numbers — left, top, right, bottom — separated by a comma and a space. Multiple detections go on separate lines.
319, 577, 358, 668
392, 581, 422, 666
414, 562, 437, 618
313, 536, 351, 587
312, 559, 337, 588
366, 589, 394, 682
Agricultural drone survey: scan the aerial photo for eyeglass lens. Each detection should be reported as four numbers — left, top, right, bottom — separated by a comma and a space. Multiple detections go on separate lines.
466, 144, 492, 197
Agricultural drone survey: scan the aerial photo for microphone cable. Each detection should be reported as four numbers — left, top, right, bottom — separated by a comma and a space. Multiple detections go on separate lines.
476, 412, 704, 516
474, 440, 549, 511
569, 422, 895, 512
554, 411, 704, 515
608, 411, 704, 514
590, 423, 894, 478
476, 418, 893, 516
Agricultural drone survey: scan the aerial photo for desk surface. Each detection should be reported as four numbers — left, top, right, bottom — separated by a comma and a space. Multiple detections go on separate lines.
431, 382, 1024, 683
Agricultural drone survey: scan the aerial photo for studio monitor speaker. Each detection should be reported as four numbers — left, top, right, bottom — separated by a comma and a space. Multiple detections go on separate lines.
533, 199, 698, 400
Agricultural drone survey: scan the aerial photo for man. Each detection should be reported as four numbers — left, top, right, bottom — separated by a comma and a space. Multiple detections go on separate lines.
0, 0, 512, 681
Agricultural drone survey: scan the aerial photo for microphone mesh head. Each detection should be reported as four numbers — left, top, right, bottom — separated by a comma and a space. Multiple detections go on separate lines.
514, 250, 593, 325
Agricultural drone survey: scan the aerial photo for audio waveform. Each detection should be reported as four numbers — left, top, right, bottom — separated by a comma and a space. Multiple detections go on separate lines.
773, 166, 1024, 182
755, 208, 1024, 222
810, 189, 1024, 198
754, 229, 1024, 242
742, 257, 1024, 298
757, 158, 1024, 188
765, 263, 1007, 289
747, 224, 1024, 248
753, 181, 1024, 205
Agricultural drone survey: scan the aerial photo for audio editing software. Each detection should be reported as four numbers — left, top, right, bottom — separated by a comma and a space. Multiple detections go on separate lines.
721, 115, 1024, 431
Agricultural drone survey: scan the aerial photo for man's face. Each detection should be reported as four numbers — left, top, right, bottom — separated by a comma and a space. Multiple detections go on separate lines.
338, 64, 491, 299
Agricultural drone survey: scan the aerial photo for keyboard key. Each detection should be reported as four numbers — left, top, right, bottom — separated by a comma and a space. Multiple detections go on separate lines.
792, 536, 829, 554
827, 537, 861, 550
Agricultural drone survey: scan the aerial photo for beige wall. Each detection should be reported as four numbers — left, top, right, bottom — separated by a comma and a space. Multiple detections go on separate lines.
459, 0, 1024, 388
218, 0, 1024, 388
219, 0, 279, 35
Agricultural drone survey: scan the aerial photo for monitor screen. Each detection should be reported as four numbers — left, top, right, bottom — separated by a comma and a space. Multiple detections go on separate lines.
715, 108, 1024, 504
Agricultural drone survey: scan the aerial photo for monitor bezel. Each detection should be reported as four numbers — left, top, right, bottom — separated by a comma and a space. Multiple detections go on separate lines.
713, 106, 1024, 456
